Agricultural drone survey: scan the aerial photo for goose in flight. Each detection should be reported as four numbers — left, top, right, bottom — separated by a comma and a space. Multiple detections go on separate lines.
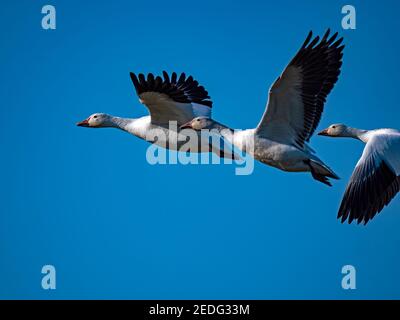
318, 125, 400, 224
77, 72, 233, 158
181, 29, 344, 186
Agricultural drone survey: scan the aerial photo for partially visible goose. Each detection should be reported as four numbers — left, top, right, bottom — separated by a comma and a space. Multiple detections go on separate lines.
77, 72, 233, 158
318, 124, 400, 224
181, 29, 344, 186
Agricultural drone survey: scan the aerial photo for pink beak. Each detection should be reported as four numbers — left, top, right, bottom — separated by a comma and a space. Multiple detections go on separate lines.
179, 121, 192, 130
317, 128, 329, 136
76, 118, 90, 127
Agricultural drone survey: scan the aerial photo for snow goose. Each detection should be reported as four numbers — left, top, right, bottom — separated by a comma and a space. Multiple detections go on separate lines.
318, 124, 400, 224
77, 72, 232, 158
181, 30, 344, 186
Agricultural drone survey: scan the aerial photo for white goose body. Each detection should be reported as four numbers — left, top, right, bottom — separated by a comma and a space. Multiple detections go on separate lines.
79, 30, 345, 185
319, 125, 400, 224
77, 72, 234, 158
224, 129, 308, 171
94, 115, 223, 154
182, 29, 345, 185
112, 115, 186, 149
211, 125, 336, 176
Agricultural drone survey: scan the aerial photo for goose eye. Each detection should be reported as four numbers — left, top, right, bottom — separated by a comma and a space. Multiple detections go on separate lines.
332, 126, 336, 129
93, 116, 98, 119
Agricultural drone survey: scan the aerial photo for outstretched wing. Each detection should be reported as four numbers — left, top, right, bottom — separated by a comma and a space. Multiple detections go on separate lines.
256, 30, 344, 149
338, 133, 400, 225
130, 71, 212, 127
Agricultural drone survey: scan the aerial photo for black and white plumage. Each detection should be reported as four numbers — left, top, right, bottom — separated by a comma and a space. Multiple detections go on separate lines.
181, 30, 344, 186
129, 71, 212, 127
77, 30, 345, 185
77, 71, 235, 158
318, 125, 400, 225
130, 71, 212, 107
257, 29, 344, 150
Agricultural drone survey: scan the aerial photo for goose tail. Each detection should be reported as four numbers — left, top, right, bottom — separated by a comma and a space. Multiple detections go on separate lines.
306, 158, 340, 186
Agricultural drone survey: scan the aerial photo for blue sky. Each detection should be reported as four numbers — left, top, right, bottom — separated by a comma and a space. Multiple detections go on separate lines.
1, 0, 400, 299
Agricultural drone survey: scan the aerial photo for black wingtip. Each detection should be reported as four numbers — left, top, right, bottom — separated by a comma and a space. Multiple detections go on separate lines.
322, 28, 330, 42
301, 31, 313, 49
128, 71, 213, 107
326, 32, 339, 45
171, 72, 177, 84
162, 70, 170, 83
147, 73, 155, 82
178, 72, 186, 85
129, 72, 141, 94
129, 72, 136, 81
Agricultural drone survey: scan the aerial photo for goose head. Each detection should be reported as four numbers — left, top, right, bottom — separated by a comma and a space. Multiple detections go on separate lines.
77, 113, 112, 128
180, 117, 214, 131
318, 124, 349, 137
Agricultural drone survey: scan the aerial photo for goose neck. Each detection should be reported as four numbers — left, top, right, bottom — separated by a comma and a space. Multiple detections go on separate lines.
345, 127, 369, 142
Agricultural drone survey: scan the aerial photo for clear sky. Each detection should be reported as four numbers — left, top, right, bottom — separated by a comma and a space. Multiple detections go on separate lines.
1, 0, 400, 299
